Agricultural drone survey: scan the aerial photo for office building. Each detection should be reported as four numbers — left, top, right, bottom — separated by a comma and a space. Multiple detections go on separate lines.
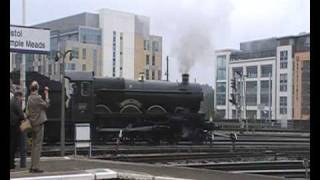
214, 33, 310, 127
10, 9, 163, 81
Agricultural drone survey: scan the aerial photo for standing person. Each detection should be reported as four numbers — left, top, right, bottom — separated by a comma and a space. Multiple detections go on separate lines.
27, 81, 50, 173
10, 91, 25, 169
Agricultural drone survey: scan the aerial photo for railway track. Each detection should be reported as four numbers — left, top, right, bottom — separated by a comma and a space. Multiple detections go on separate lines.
40, 142, 309, 156
98, 151, 309, 163
176, 160, 310, 179
39, 137, 310, 179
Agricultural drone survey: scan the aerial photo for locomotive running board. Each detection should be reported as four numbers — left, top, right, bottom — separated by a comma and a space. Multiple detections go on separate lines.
96, 125, 170, 132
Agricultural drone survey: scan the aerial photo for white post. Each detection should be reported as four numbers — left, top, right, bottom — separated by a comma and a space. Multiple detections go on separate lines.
19, 0, 27, 168
21, 0, 26, 109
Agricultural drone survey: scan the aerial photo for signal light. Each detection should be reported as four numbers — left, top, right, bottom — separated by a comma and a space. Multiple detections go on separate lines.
231, 78, 236, 90
69, 53, 73, 61
229, 93, 237, 105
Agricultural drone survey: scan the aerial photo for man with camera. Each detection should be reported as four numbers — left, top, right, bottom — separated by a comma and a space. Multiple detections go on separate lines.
26, 81, 50, 173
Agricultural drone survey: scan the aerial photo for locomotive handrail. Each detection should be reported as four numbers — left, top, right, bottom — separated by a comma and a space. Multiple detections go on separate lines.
95, 88, 200, 94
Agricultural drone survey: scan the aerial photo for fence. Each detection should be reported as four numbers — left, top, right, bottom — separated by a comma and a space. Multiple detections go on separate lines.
214, 119, 309, 131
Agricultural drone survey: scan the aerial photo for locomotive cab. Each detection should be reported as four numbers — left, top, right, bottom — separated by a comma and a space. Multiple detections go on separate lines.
65, 72, 94, 124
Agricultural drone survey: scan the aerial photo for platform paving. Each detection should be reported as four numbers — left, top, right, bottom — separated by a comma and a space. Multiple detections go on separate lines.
10, 156, 284, 180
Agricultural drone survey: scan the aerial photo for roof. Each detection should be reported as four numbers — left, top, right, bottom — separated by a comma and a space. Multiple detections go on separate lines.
65, 71, 94, 81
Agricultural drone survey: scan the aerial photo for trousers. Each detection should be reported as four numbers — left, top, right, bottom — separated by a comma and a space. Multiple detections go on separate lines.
10, 125, 20, 168
30, 124, 44, 169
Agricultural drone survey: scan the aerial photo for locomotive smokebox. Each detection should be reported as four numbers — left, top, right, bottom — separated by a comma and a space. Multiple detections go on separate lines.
182, 73, 189, 85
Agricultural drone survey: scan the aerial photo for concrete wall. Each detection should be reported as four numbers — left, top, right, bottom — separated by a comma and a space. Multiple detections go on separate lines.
99, 9, 135, 79
276, 45, 293, 127
293, 52, 310, 120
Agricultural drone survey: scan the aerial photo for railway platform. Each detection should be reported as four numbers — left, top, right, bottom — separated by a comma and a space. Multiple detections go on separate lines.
10, 156, 284, 180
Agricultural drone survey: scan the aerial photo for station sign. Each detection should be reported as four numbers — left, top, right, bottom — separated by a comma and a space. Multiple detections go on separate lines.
10, 25, 50, 54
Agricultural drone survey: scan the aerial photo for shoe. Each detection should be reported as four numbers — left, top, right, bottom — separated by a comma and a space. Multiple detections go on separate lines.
29, 168, 44, 173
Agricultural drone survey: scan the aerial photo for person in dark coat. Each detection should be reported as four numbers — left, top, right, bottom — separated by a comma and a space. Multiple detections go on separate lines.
10, 91, 25, 169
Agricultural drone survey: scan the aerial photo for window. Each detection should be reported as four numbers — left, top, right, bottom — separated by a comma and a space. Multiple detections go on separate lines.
146, 69, 149, 80
280, 50, 288, 69
260, 64, 272, 77
217, 69, 226, 80
93, 49, 97, 72
260, 110, 269, 120
152, 55, 155, 65
48, 64, 52, 75
72, 47, 79, 59
113, 32, 116, 46
112, 58, 116, 66
83, 35, 86, 43
146, 55, 149, 65
280, 96, 287, 114
152, 41, 159, 52
82, 64, 86, 71
216, 56, 227, 80
81, 82, 90, 96
216, 110, 225, 118
71, 63, 76, 70
152, 70, 155, 80
79, 27, 102, 45
82, 48, 86, 59
144, 40, 149, 50
217, 55, 226, 68
53, 63, 56, 74
301, 61, 310, 114
246, 110, 257, 119
112, 31, 116, 76
246, 81, 257, 106
232, 67, 243, 77
260, 80, 272, 106
158, 70, 161, 80
232, 110, 237, 119
216, 82, 226, 105
280, 74, 287, 92
246, 66, 257, 78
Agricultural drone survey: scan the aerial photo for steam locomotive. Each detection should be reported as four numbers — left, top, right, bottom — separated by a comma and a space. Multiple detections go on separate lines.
10, 71, 215, 144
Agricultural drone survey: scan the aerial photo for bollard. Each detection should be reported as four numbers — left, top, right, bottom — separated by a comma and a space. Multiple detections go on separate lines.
19, 132, 27, 168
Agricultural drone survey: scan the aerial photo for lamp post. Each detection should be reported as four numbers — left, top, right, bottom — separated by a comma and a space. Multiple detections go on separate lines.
55, 50, 73, 157
19, 0, 27, 168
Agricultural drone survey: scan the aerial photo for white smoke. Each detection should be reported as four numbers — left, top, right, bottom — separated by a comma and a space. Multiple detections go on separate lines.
173, 24, 213, 73
168, 0, 233, 74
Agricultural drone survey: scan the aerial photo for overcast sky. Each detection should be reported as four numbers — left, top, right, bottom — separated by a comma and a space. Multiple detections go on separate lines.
10, 0, 310, 88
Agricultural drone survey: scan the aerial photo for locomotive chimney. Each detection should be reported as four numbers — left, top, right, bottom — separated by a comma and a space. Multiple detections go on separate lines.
182, 73, 189, 85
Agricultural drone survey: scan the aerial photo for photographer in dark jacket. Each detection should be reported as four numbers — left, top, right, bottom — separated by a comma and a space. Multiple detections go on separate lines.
10, 91, 25, 169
